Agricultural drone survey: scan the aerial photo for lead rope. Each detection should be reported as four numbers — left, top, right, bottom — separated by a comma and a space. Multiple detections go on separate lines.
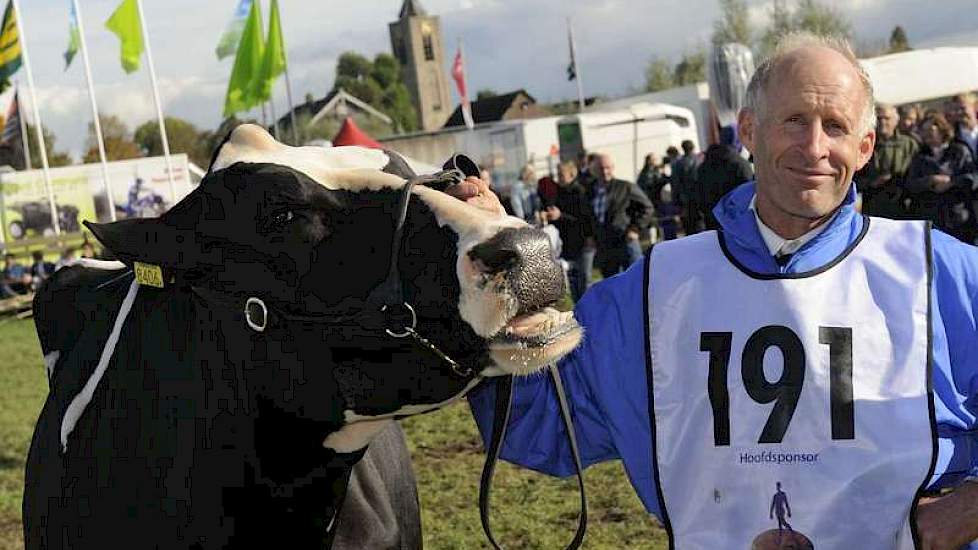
479, 365, 588, 550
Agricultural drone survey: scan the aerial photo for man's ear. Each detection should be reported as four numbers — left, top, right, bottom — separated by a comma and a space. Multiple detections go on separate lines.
856, 128, 876, 171
738, 108, 756, 155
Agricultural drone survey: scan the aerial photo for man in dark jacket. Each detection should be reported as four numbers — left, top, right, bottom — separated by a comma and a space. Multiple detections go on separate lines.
672, 139, 702, 234
695, 127, 754, 229
545, 160, 596, 302
585, 153, 653, 277
856, 103, 918, 219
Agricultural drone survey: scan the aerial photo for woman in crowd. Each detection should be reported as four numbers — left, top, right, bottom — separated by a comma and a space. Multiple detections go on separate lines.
905, 113, 978, 243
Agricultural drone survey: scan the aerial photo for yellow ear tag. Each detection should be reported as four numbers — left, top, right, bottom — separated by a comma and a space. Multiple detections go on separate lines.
133, 262, 164, 288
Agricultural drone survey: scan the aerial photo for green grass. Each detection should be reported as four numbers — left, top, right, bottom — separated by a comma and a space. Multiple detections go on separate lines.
0, 317, 667, 549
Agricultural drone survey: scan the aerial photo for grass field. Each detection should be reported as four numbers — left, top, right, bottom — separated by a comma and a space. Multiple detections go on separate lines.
0, 317, 667, 549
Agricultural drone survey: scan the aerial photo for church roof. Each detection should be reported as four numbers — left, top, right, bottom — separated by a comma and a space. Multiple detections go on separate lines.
399, 0, 427, 18
443, 89, 541, 128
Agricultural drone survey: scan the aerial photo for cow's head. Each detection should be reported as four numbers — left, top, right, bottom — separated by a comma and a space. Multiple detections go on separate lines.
85, 124, 581, 452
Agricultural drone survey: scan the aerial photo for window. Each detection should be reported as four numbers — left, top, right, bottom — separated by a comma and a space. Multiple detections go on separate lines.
422, 34, 434, 61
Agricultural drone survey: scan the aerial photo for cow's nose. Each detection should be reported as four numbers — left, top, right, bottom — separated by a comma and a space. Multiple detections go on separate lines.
468, 227, 565, 313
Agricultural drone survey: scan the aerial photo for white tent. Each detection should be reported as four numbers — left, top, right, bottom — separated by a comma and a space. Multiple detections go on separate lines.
860, 47, 978, 105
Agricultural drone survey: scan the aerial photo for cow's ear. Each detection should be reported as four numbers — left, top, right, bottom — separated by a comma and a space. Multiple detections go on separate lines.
84, 189, 222, 278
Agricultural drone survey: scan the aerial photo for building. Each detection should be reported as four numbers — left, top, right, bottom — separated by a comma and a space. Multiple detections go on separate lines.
443, 89, 550, 128
275, 88, 394, 144
388, 0, 452, 132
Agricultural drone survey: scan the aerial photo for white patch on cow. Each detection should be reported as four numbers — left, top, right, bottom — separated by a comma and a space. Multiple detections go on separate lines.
43, 350, 60, 381
343, 375, 484, 424
60, 279, 140, 453
211, 124, 405, 192
322, 418, 394, 454
76, 258, 126, 270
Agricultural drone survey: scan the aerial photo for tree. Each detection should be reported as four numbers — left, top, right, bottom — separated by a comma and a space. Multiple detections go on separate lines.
644, 57, 675, 92
674, 51, 706, 86
794, 0, 851, 40
712, 0, 752, 46
759, 0, 796, 56
23, 124, 72, 168
476, 89, 498, 101
888, 25, 911, 53
83, 115, 141, 163
134, 117, 211, 168
331, 51, 417, 133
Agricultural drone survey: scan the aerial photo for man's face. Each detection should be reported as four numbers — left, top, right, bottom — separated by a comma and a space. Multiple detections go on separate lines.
957, 97, 977, 129
558, 165, 576, 186
876, 106, 898, 138
594, 155, 614, 183
945, 100, 964, 126
738, 47, 875, 226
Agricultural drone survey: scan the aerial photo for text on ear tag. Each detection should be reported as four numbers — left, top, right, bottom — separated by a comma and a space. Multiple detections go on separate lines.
133, 262, 164, 288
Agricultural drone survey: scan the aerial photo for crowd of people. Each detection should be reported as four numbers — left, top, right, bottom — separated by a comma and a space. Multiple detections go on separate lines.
858, 93, 978, 244
481, 130, 757, 302
1, 241, 97, 299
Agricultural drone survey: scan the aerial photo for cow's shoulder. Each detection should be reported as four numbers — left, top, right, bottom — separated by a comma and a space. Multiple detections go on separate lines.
33, 261, 130, 361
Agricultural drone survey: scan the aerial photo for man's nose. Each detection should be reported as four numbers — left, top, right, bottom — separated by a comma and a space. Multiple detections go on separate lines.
798, 122, 830, 162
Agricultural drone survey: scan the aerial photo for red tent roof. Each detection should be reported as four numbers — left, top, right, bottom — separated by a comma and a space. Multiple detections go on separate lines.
331, 117, 383, 149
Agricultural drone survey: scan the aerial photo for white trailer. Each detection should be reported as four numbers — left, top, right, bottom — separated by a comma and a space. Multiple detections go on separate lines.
557, 102, 700, 181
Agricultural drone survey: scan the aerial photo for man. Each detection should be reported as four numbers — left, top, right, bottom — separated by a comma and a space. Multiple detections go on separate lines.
856, 103, 918, 218
584, 153, 653, 277
672, 139, 702, 234
695, 125, 754, 229
2, 253, 30, 297
460, 33, 978, 549
898, 104, 922, 145
952, 94, 978, 161
545, 160, 596, 302
770, 482, 792, 533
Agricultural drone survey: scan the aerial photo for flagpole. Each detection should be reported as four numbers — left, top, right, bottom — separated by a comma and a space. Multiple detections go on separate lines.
276, 0, 299, 145
11, 0, 59, 235
134, 0, 176, 202
568, 17, 585, 113
72, 0, 116, 222
269, 97, 280, 139
15, 83, 30, 170
458, 37, 474, 131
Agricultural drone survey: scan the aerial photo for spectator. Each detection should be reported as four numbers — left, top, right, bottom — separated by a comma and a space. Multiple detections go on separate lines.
637, 153, 668, 209
906, 113, 978, 243
81, 241, 97, 259
897, 104, 921, 144
575, 151, 590, 178
537, 174, 559, 208
545, 160, 596, 302
29, 250, 54, 290
510, 164, 541, 224
587, 153, 653, 276
695, 125, 754, 229
55, 247, 79, 271
2, 253, 30, 297
856, 103, 918, 219
654, 184, 680, 241
672, 139, 703, 234
953, 93, 978, 161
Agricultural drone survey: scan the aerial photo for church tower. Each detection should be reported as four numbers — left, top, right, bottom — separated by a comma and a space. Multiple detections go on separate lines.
389, 0, 452, 132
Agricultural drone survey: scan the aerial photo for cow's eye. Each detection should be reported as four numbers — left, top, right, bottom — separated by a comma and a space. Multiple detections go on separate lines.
269, 209, 295, 229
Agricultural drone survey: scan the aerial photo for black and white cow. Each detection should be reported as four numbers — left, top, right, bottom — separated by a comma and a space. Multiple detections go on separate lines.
23, 125, 582, 549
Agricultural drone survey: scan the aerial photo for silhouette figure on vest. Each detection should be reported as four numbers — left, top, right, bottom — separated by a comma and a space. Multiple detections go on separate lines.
770, 482, 793, 532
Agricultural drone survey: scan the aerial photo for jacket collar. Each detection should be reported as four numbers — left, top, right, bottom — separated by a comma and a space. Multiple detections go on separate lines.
712, 181, 864, 275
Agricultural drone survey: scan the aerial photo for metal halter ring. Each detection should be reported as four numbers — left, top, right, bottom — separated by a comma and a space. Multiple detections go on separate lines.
245, 297, 268, 333
381, 303, 417, 338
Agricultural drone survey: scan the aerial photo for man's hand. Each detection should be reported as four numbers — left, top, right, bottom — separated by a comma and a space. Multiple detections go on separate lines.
444, 176, 507, 217
626, 229, 640, 241
931, 174, 954, 193
915, 481, 978, 550
545, 205, 561, 221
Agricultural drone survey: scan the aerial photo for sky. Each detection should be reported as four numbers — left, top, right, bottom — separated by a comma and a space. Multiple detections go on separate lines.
12, 0, 978, 161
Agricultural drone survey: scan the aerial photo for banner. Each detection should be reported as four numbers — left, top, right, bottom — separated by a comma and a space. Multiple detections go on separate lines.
451, 46, 474, 130
215, 0, 252, 60
0, 154, 193, 241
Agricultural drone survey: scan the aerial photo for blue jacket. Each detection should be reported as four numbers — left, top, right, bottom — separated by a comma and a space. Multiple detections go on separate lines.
469, 181, 978, 527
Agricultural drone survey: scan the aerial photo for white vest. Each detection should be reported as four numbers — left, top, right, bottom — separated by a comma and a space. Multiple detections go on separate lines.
647, 218, 937, 549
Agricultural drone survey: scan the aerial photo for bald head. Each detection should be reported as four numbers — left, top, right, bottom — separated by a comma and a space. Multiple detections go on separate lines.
745, 33, 875, 134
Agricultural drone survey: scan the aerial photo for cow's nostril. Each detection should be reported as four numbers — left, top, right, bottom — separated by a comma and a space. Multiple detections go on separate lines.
469, 243, 519, 274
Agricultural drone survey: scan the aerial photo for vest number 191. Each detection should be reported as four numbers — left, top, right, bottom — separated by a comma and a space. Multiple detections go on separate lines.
701, 325, 854, 446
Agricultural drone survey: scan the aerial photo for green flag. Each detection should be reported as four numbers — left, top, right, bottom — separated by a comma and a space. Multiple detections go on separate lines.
0, 0, 23, 81
64, 2, 79, 70
254, 0, 286, 102
215, 0, 252, 60
223, 0, 263, 117
105, 0, 143, 74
